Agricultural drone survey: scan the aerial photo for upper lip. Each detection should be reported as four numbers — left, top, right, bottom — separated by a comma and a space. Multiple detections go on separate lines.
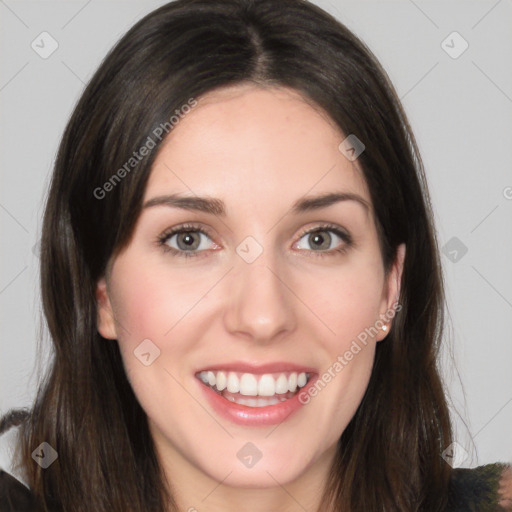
195, 361, 318, 375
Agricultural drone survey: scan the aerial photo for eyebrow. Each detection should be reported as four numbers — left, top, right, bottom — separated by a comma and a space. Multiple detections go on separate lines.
142, 191, 370, 216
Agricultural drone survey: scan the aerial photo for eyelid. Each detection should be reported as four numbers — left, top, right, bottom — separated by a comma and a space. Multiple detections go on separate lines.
295, 222, 351, 242
158, 222, 214, 241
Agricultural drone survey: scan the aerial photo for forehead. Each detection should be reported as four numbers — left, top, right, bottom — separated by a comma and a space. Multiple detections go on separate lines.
144, 84, 371, 216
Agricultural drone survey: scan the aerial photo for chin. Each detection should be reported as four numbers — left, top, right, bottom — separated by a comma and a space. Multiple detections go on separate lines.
197, 440, 321, 488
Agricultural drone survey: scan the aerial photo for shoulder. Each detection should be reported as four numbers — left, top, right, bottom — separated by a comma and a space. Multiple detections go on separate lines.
447, 462, 512, 511
0, 468, 36, 511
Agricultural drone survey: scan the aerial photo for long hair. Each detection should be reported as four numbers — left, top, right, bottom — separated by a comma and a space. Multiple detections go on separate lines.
1, 0, 453, 510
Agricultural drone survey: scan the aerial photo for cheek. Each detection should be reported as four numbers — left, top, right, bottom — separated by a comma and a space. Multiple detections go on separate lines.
110, 257, 208, 342
302, 258, 385, 343
107, 262, 199, 427
108, 257, 216, 398
296, 259, 384, 421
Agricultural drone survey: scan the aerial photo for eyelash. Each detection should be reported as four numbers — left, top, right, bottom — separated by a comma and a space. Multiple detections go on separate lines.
156, 222, 353, 259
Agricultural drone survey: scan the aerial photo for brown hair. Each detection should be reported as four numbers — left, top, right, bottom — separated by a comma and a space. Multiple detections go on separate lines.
1, 0, 454, 510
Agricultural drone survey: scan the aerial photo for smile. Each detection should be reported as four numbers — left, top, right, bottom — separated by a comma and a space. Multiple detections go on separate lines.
197, 370, 311, 407
194, 363, 319, 427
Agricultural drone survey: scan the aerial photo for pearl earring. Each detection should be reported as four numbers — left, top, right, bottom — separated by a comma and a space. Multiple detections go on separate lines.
382, 324, 388, 331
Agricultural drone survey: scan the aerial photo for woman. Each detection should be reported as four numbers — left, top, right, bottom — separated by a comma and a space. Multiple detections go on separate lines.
0, 0, 510, 510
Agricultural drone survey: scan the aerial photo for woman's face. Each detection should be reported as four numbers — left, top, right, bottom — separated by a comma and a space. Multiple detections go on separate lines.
96, 84, 404, 492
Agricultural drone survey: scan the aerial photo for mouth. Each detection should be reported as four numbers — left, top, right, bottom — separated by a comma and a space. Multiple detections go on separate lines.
195, 369, 314, 408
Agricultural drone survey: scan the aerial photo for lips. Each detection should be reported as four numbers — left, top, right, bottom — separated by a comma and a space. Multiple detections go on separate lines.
194, 361, 318, 426
196, 361, 318, 374
195, 362, 316, 396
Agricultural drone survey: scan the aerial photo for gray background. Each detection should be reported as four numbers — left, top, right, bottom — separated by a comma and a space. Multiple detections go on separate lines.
1, 0, 511, 480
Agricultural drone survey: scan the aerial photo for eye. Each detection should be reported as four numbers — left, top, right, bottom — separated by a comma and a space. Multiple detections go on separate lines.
156, 222, 353, 259
293, 224, 353, 257
157, 223, 218, 259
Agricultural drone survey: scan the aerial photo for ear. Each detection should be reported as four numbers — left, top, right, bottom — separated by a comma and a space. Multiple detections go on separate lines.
95, 276, 118, 340
376, 243, 406, 342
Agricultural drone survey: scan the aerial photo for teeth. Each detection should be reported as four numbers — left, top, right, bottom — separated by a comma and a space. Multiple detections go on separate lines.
275, 374, 289, 394
288, 372, 297, 392
216, 371, 227, 391
198, 370, 310, 397
227, 372, 240, 393
224, 396, 287, 407
258, 374, 276, 396
239, 373, 258, 396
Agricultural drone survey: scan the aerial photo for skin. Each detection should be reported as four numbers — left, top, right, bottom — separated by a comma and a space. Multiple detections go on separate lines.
96, 84, 405, 512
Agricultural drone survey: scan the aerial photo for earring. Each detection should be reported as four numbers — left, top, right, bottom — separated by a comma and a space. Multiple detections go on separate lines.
382, 324, 388, 331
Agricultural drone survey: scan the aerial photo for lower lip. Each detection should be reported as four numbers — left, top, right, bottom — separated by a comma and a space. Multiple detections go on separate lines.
196, 375, 318, 427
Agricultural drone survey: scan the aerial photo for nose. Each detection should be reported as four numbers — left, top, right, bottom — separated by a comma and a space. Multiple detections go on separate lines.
223, 252, 297, 344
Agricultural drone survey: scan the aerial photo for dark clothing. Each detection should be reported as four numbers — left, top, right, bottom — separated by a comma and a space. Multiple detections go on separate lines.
1, 463, 511, 511
0, 470, 36, 511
